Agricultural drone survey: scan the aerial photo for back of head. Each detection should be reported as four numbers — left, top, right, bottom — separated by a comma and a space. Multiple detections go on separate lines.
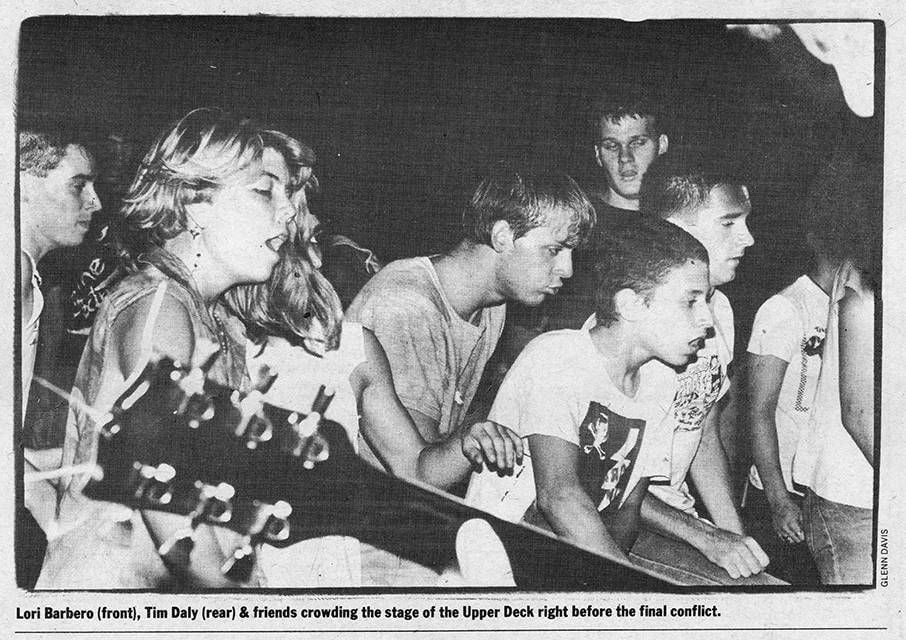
804, 153, 880, 291
463, 163, 595, 248
594, 217, 709, 327
638, 153, 745, 221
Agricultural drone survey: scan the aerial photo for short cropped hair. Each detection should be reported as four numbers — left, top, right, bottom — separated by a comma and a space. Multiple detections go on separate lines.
117, 108, 315, 272
589, 87, 664, 142
463, 164, 595, 248
594, 217, 709, 327
19, 129, 86, 177
639, 155, 747, 221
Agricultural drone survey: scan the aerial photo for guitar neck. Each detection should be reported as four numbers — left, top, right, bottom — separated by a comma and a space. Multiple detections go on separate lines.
86, 357, 668, 589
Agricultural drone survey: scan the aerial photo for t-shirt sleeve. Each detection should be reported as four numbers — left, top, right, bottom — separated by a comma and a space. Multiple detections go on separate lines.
711, 291, 735, 402
488, 342, 583, 446
747, 294, 800, 363
353, 289, 449, 425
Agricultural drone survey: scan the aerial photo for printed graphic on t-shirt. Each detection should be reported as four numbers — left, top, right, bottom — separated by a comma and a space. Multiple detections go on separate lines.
672, 354, 723, 431
67, 222, 121, 334
578, 401, 646, 513
795, 327, 825, 412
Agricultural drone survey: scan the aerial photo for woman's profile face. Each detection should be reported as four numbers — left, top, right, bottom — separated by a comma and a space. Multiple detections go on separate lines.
198, 147, 295, 285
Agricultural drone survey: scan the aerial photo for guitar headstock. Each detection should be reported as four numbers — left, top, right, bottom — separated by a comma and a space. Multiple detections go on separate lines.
84, 356, 357, 581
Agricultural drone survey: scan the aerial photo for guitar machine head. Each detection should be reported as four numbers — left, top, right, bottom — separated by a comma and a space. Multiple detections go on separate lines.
86, 356, 338, 581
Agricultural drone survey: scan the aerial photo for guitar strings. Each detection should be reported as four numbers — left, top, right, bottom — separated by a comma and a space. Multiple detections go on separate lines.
24, 463, 102, 483
27, 279, 170, 483
31, 376, 112, 426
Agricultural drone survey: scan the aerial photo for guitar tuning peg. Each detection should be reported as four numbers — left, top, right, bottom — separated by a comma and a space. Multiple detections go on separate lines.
98, 411, 120, 440
311, 384, 336, 415
171, 365, 215, 429
263, 501, 293, 542
230, 390, 273, 449
284, 411, 330, 468
301, 432, 330, 470
253, 365, 278, 394
205, 483, 236, 523
196, 347, 222, 374
295, 411, 320, 439
157, 527, 196, 568
219, 500, 294, 581
156, 481, 236, 568
221, 541, 256, 582
130, 462, 177, 506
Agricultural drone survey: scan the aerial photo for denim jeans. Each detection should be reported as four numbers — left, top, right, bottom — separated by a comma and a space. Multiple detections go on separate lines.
741, 483, 821, 586
803, 488, 873, 585
629, 527, 787, 586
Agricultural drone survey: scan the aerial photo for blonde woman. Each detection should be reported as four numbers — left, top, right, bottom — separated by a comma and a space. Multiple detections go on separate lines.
39, 109, 303, 588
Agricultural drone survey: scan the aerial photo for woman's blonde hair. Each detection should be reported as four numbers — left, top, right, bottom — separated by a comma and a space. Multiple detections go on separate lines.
222, 156, 343, 352
116, 108, 314, 275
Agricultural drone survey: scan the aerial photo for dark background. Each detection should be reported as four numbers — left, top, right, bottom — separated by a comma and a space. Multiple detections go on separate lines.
18, 15, 882, 392
16, 17, 884, 586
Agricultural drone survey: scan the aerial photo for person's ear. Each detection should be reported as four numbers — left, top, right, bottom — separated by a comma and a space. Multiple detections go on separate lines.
657, 134, 669, 156
490, 219, 515, 253
669, 212, 696, 232
613, 287, 646, 321
19, 172, 39, 204
183, 198, 217, 234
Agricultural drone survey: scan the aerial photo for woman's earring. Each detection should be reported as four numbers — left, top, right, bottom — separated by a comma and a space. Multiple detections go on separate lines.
188, 216, 204, 270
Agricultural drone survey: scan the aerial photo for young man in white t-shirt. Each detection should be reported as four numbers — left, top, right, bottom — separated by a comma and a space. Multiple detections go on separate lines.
467, 218, 714, 564
743, 231, 838, 585
19, 128, 102, 587
631, 158, 776, 583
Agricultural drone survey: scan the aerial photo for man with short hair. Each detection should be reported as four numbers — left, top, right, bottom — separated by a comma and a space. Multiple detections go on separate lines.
537, 91, 669, 334
628, 157, 774, 582
589, 91, 669, 221
18, 128, 101, 586
466, 218, 714, 565
347, 164, 595, 462
346, 164, 594, 586
19, 130, 102, 403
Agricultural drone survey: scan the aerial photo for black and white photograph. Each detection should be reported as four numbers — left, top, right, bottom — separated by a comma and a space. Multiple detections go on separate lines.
8, 4, 902, 637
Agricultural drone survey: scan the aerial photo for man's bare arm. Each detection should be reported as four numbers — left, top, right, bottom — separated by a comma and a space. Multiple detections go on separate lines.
530, 434, 627, 560
748, 352, 804, 542
355, 329, 522, 489
689, 406, 745, 534
640, 492, 768, 579
838, 288, 874, 465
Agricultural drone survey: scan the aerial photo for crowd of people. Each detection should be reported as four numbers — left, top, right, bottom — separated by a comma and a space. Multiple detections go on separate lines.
18, 93, 876, 589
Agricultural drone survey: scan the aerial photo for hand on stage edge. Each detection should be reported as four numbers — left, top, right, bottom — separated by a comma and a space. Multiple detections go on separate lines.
702, 528, 770, 579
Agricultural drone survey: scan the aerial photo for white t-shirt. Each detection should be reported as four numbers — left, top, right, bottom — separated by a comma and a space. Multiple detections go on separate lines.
246, 322, 367, 587
465, 328, 674, 524
746, 275, 829, 492
793, 267, 873, 509
346, 257, 506, 444
626, 290, 735, 514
